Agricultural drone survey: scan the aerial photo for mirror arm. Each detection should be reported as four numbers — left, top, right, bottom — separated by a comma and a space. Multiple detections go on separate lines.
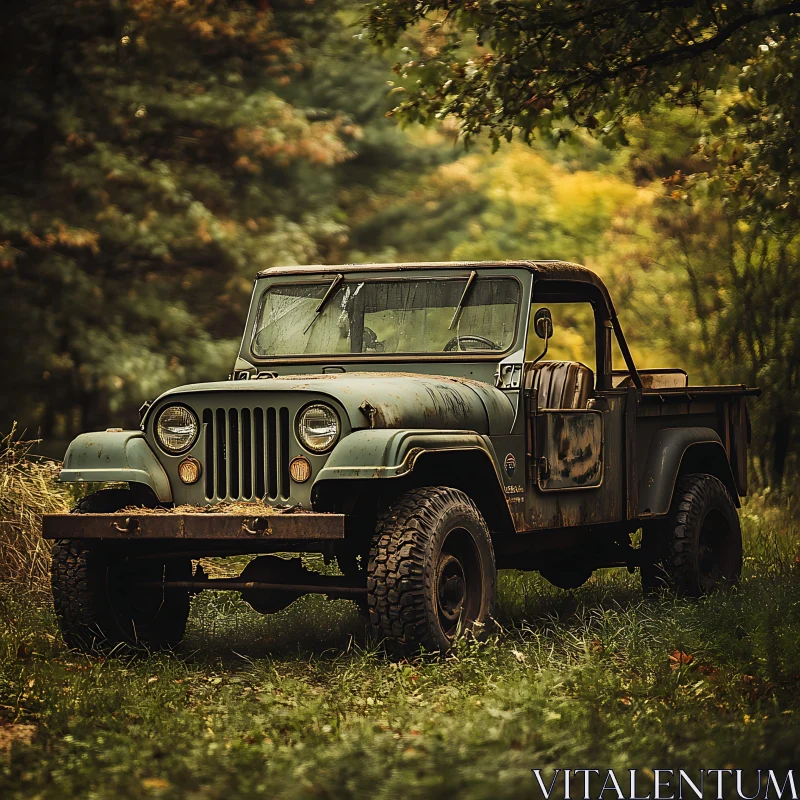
529, 331, 549, 368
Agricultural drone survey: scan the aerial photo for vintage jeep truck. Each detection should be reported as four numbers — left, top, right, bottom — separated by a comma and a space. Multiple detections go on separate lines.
43, 260, 759, 654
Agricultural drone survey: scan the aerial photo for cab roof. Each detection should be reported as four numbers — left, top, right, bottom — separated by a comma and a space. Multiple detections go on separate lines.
255, 259, 642, 386
257, 260, 608, 294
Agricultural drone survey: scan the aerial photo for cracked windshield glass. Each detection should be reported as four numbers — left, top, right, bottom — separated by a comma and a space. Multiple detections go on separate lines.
251, 277, 520, 356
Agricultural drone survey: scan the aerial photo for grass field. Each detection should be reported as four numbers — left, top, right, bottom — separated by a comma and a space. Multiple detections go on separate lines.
2, 455, 800, 797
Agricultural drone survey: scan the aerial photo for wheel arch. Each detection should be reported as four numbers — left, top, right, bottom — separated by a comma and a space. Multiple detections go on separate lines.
312, 429, 515, 537
638, 427, 739, 518
58, 431, 172, 503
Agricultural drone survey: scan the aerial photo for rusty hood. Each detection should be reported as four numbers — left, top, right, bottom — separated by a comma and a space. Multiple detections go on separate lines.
156, 372, 514, 435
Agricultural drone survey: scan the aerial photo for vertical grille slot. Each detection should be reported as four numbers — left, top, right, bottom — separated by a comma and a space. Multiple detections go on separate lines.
197, 404, 292, 502
266, 407, 278, 500
241, 408, 252, 500
279, 407, 290, 499
228, 409, 240, 499
253, 408, 265, 499
215, 408, 227, 498
203, 408, 214, 499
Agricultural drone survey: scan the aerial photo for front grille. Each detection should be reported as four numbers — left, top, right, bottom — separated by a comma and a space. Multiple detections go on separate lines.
201, 406, 291, 501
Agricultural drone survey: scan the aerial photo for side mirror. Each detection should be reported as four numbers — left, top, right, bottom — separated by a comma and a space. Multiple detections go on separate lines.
534, 307, 553, 340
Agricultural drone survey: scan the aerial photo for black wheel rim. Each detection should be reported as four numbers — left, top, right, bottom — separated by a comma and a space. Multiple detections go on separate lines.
698, 508, 734, 591
436, 527, 483, 640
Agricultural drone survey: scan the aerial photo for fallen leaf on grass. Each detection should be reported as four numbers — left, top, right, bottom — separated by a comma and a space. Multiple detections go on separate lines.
669, 650, 693, 668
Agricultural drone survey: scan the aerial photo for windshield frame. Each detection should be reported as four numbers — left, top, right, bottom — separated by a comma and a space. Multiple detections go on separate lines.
246, 272, 525, 364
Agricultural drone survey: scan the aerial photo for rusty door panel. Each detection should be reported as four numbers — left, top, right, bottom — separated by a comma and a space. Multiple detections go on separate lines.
525, 394, 625, 530
536, 411, 603, 491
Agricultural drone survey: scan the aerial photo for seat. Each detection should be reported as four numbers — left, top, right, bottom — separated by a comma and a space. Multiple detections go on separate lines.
525, 361, 594, 409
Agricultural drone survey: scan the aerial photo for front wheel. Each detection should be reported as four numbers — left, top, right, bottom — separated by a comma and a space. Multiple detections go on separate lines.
367, 487, 496, 656
641, 473, 742, 597
51, 489, 191, 652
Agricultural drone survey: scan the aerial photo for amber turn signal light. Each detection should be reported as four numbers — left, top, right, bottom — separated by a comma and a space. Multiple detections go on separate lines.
178, 457, 202, 484
289, 456, 312, 483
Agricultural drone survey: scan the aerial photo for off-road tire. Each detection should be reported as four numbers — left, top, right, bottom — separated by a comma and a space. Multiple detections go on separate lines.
641, 473, 742, 597
367, 487, 496, 656
51, 489, 191, 652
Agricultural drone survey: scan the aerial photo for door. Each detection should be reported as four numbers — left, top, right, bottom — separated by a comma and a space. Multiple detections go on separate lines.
523, 297, 626, 530
536, 409, 603, 491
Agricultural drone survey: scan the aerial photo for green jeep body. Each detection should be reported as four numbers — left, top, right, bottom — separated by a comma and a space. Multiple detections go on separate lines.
44, 261, 759, 654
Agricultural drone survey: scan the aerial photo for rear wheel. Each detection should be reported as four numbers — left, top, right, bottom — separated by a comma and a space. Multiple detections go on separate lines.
367, 487, 496, 656
51, 489, 191, 652
641, 473, 742, 597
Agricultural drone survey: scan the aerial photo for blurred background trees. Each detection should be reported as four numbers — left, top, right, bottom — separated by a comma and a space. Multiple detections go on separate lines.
0, 0, 442, 441
0, 0, 796, 484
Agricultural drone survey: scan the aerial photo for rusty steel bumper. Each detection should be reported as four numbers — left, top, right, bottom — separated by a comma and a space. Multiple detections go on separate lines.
41, 511, 345, 541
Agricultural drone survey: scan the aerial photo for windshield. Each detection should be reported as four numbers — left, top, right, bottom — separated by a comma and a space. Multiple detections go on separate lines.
251, 276, 520, 357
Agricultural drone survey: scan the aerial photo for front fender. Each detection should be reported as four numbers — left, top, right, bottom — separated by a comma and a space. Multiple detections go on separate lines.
59, 431, 172, 503
314, 429, 495, 482
638, 427, 738, 517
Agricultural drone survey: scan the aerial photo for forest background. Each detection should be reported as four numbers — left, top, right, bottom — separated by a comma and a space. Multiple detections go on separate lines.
1, 0, 797, 487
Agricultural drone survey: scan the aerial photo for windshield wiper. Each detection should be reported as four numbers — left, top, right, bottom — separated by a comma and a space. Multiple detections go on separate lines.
303, 273, 344, 335
449, 270, 478, 330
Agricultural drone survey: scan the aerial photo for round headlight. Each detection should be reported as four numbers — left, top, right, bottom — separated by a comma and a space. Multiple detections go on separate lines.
297, 404, 339, 453
156, 405, 198, 454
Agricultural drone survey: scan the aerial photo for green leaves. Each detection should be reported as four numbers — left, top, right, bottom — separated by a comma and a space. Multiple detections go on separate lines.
364, 0, 800, 221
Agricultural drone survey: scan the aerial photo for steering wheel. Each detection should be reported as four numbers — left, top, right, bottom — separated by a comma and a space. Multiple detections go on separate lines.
442, 334, 502, 352
362, 326, 385, 352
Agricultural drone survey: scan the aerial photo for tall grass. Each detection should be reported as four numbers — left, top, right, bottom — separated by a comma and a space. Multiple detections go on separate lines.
0, 430, 69, 595
1, 441, 800, 797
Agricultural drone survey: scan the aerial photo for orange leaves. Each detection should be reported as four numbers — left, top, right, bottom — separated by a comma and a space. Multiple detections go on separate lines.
22, 224, 100, 254
233, 114, 352, 169
668, 650, 694, 669
195, 220, 213, 245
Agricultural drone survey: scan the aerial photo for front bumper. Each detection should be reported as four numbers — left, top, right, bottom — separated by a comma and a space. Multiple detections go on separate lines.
41, 510, 345, 541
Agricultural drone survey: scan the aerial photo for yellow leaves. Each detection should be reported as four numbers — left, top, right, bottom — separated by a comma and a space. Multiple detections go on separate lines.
433, 155, 483, 193
191, 19, 216, 39
141, 777, 170, 791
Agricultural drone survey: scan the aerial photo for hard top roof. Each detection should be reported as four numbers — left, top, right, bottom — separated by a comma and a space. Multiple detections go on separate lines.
257, 260, 608, 294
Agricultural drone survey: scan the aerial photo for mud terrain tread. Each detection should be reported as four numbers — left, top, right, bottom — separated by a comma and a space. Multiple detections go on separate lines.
51, 488, 190, 652
51, 539, 110, 650
642, 473, 741, 596
51, 489, 140, 649
367, 486, 493, 655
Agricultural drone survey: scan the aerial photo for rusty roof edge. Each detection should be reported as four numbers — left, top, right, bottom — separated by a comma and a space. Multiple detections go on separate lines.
255, 259, 603, 283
